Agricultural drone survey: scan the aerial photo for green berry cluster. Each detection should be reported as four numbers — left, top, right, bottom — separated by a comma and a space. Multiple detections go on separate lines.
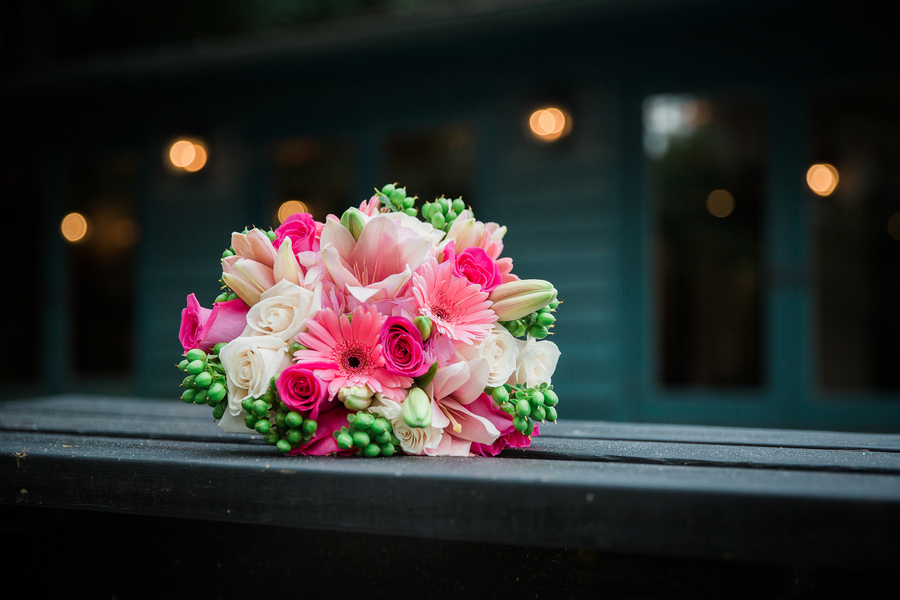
178, 345, 229, 419
334, 412, 402, 457
420, 195, 466, 232
490, 383, 559, 435
501, 299, 560, 339
241, 379, 319, 454
376, 183, 418, 217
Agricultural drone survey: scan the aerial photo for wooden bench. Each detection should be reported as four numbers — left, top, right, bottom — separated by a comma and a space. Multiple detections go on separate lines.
3, 395, 899, 598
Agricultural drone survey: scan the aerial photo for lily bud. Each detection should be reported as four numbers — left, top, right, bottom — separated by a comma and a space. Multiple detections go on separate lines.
340, 207, 367, 242
338, 385, 375, 411
401, 387, 432, 428
413, 315, 433, 341
489, 280, 557, 321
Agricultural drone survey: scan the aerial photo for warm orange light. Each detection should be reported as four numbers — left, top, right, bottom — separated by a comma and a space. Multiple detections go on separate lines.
888, 213, 900, 242
529, 107, 571, 141
61, 212, 89, 242
278, 200, 309, 223
169, 140, 196, 168
807, 163, 839, 196
110, 217, 140, 248
706, 189, 735, 218
183, 143, 207, 172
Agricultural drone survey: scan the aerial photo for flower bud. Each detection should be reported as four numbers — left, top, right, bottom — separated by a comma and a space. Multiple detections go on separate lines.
340, 207, 367, 242
413, 315, 433, 341
401, 387, 431, 428
489, 280, 558, 322
338, 385, 375, 411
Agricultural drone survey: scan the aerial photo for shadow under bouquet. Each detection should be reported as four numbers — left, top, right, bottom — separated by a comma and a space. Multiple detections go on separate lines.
177, 184, 561, 457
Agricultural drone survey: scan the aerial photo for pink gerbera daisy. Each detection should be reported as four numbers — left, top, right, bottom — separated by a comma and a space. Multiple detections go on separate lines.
294, 306, 411, 401
410, 260, 497, 346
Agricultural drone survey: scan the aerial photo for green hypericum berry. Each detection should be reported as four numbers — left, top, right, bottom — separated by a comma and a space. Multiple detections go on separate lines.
194, 371, 213, 389
543, 389, 559, 407
363, 443, 381, 458
404, 207, 417, 217
186, 349, 206, 362
535, 312, 556, 327
276, 439, 292, 454
437, 197, 449, 214
352, 431, 370, 448
226, 292, 238, 301
548, 299, 560, 310
212, 342, 227, 355
382, 183, 396, 196
545, 406, 558, 422
193, 390, 208, 404
375, 431, 392, 445
422, 203, 436, 220
261, 389, 276, 403
214, 292, 229, 303
491, 386, 509, 404
451, 198, 465, 213
336, 432, 353, 450
401, 196, 415, 209
207, 383, 228, 402
390, 188, 406, 204
524, 418, 535, 436
178, 359, 189, 371
513, 415, 528, 433
285, 411, 302, 428
186, 360, 205, 375
531, 391, 545, 406
222, 249, 234, 259
501, 402, 515, 415
241, 397, 255, 413
286, 429, 302, 444
244, 413, 258, 428
515, 400, 531, 417
265, 230, 276, 241
252, 399, 268, 417
181, 389, 197, 403
380, 443, 395, 457
529, 324, 549, 339
182, 375, 196, 389
301, 419, 317, 436
254, 419, 271, 434
531, 405, 546, 422
369, 417, 389, 437
212, 404, 226, 420
264, 430, 280, 445
445, 210, 457, 222
353, 412, 374, 431
430, 212, 445, 229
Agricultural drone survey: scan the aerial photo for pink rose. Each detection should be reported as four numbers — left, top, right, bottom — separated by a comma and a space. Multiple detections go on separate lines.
274, 212, 320, 254
466, 393, 538, 456
276, 364, 334, 419
286, 406, 353, 456
451, 246, 502, 293
380, 316, 430, 377
179, 294, 249, 353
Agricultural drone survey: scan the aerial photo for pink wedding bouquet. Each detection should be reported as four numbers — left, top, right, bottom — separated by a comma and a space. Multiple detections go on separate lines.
177, 184, 561, 457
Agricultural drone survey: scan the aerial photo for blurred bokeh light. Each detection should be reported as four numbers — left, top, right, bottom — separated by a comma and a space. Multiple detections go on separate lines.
807, 163, 839, 196
277, 200, 309, 222
61, 212, 89, 242
529, 107, 571, 141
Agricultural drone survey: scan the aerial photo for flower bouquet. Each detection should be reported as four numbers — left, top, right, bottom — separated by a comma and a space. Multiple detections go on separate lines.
177, 184, 561, 457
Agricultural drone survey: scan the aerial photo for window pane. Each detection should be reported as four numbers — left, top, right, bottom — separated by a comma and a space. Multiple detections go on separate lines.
272, 137, 354, 222
812, 84, 900, 390
645, 95, 765, 387
67, 152, 140, 376
384, 124, 477, 209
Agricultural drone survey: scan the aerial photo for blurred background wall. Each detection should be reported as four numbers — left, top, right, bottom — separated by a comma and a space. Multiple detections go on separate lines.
3, 0, 899, 431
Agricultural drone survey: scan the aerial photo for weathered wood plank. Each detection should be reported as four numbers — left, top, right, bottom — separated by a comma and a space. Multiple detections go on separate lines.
3, 428, 899, 570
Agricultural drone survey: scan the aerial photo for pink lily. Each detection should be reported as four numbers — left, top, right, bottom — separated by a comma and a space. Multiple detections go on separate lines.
424, 357, 501, 455
320, 215, 431, 303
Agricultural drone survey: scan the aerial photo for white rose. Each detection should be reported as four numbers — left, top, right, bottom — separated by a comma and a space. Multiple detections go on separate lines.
244, 279, 322, 341
508, 336, 561, 388
218, 335, 292, 431
370, 394, 445, 455
456, 324, 519, 387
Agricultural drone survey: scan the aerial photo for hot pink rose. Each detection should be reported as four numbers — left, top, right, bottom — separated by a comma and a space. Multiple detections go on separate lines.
286, 405, 354, 456
274, 212, 321, 254
179, 294, 249, 353
450, 246, 502, 293
276, 364, 334, 419
466, 393, 538, 456
380, 316, 430, 377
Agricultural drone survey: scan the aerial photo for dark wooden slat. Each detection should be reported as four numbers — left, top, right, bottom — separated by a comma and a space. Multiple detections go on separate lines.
3, 429, 900, 570
542, 420, 900, 452
524, 436, 900, 474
